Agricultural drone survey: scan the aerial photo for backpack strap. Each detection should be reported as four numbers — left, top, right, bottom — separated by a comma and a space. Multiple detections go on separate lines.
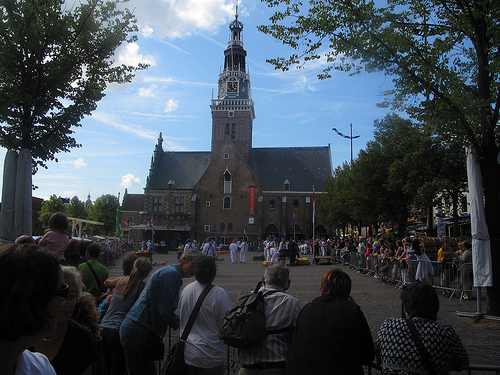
259, 284, 294, 336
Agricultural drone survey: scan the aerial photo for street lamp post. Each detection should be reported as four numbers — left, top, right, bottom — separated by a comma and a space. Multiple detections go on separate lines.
332, 124, 360, 165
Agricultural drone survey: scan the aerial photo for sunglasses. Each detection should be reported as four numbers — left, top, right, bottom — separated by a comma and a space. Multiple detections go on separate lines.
55, 283, 69, 299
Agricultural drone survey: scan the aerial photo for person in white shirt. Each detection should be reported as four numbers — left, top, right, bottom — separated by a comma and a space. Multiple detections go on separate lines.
239, 240, 249, 263
263, 240, 270, 261
184, 240, 196, 252
202, 239, 217, 259
229, 241, 239, 263
270, 247, 280, 263
179, 256, 231, 374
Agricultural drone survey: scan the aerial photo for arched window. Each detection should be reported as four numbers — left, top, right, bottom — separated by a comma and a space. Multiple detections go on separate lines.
231, 123, 236, 139
224, 170, 232, 194
224, 196, 231, 209
270, 199, 275, 209
265, 224, 278, 236
221, 223, 225, 232
228, 222, 233, 231
293, 200, 299, 209
225, 123, 230, 135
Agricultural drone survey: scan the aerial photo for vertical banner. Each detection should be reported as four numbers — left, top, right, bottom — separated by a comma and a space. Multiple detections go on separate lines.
249, 186, 255, 214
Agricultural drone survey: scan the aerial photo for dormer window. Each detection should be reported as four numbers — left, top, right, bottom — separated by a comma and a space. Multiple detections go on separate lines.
283, 179, 291, 191
167, 179, 176, 189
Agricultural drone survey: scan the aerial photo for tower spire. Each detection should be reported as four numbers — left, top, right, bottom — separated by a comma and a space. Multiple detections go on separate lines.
211, 11, 255, 161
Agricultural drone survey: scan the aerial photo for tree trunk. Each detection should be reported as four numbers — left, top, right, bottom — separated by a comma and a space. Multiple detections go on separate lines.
0, 150, 32, 243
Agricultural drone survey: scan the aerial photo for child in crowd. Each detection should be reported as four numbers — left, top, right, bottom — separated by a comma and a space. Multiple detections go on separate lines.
39, 212, 70, 264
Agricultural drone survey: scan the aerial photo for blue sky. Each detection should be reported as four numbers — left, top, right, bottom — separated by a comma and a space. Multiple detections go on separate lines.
0, 0, 398, 203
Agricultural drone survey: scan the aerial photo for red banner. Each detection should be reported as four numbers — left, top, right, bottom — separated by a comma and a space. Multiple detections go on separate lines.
249, 187, 255, 213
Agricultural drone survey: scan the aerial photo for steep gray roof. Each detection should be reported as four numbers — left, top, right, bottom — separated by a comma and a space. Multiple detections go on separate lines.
249, 146, 332, 191
148, 151, 211, 190
147, 146, 332, 192
121, 194, 144, 211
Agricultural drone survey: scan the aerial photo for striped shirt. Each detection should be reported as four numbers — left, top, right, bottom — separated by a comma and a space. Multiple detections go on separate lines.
238, 285, 302, 365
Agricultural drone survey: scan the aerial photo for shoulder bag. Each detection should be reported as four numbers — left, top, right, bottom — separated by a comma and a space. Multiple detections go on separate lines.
406, 318, 437, 375
85, 260, 104, 294
162, 284, 214, 375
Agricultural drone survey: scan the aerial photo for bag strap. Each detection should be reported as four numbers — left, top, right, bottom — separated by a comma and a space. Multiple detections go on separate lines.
256, 282, 292, 336
181, 284, 214, 341
406, 318, 436, 375
253, 281, 263, 294
85, 260, 103, 293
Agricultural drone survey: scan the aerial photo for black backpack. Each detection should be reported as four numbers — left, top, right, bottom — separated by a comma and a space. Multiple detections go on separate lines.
219, 281, 290, 349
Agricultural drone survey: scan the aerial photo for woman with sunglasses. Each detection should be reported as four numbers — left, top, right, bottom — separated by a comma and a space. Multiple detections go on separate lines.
31, 266, 97, 375
0, 243, 65, 375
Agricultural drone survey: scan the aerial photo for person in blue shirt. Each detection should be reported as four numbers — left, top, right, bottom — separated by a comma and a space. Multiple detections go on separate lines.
120, 250, 204, 375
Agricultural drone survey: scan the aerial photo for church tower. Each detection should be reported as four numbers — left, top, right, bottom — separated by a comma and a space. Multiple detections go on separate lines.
210, 10, 255, 162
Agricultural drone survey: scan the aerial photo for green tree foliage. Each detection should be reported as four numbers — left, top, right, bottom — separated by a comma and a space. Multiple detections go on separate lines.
0, 0, 147, 172
319, 114, 445, 238
39, 194, 66, 228
88, 194, 118, 235
260, 0, 500, 315
66, 196, 88, 220
433, 136, 468, 236
317, 163, 353, 233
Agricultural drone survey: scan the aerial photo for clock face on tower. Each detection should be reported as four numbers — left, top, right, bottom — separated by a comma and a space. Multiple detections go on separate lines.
227, 78, 238, 93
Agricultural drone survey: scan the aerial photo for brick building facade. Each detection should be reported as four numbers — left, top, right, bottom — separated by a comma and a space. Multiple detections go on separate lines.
121, 14, 332, 248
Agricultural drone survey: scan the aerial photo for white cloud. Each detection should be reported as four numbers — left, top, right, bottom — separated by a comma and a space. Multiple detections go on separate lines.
59, 158, 87, 168
143, 75, 214, 88
165, 99, 179, 113
140, 25, 154, 38
139, 84, 158, 98
93, 112, 157, 140
74, 158, 87, 168
130, 0, 234, 39
287, 75, 317, 93
121, 174, 141, 188
114, 42, 157, 67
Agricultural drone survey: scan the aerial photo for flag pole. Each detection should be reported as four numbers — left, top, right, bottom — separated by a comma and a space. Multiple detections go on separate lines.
312, 186, 316, 252
151, 214, 154, 245
115, 192, 121, 253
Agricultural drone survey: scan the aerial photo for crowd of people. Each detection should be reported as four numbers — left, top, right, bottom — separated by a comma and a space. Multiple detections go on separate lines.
282, 235, 474, 299
1, 212, 471, 375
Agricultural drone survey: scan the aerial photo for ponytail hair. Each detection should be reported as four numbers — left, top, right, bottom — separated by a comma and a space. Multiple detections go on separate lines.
123, 257, 153, 299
